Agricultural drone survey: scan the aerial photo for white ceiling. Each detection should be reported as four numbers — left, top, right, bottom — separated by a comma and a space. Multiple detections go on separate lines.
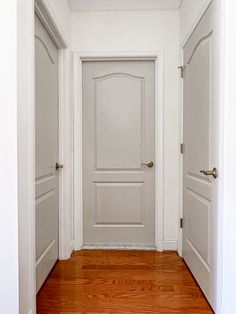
67, 0, 183, 12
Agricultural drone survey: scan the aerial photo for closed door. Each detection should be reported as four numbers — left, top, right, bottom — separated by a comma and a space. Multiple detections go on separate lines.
83, 60, 155, 246
35, 14, 59, 292
183, 1, 219, 309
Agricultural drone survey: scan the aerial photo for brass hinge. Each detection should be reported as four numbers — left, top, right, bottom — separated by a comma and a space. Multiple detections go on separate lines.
180, 143, 184, 154
178, 66, 186, 78
180, 218, 184, 229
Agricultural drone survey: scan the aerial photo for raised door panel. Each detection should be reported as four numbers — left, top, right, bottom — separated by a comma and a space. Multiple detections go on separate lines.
185, 190, 209, 264
95, 183, 144, 225
35, 35, 58, 180
184, 34, 212, 270
186, 38, 210, 179
95, 74, 144, 170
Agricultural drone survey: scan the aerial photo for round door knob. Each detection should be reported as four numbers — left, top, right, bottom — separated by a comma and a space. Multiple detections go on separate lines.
146, 161, 154, 168
141, 161, 154, 168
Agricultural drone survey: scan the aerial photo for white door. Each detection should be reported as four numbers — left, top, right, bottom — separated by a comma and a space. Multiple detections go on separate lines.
83, 60, 155, 246
35, 14, 59, 292
183, 1, 219, 309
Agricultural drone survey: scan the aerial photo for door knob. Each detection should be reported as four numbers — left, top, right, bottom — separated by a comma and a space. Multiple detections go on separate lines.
55, 162, 64, 170
200, 167, 218, 179
141, 161, 154, 168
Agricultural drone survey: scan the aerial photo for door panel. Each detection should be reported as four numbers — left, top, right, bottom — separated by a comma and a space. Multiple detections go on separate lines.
95, 183, 144, 224
35, 14, 59, 292
183, 1, 219, 309
95, 73, 143, 169
83, 60, 155, 246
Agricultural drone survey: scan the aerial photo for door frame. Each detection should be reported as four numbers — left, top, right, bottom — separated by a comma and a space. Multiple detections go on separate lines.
73, 51, 165, 251
18, 0, 72, 312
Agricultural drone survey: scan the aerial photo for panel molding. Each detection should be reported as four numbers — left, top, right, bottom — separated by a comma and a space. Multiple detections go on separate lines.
181, 0, 213, 48
36, 239, 56, 266
73, 51, 165, 251
35, 35, 56, 64
187, 31, 213, 65
93, 72, 144, 81
94, 182, 144, 225
35, 0, 68, 48
94, 74, 144, 170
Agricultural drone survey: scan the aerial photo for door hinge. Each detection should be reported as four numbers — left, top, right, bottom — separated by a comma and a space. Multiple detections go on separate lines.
178, 66, 186, 78
180, 218, 184, 229
180, 143, 184, 154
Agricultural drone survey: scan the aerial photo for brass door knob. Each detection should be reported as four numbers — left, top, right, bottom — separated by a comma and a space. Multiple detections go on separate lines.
141, 161, 154, 168
200, 167, 218, 179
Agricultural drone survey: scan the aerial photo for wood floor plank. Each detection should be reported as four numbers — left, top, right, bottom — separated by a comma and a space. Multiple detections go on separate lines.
37, 250, 214, 314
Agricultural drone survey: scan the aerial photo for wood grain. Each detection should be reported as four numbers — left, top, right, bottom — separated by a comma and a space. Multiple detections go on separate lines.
37, 250, 214, 313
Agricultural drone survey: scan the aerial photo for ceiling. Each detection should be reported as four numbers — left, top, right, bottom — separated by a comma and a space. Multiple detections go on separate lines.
67, 0, 183, 12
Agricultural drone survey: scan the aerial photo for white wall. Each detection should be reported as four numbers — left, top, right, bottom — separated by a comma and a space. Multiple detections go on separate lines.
0, 1, 19, 313
71, 10, 180, 249
180, 0, 212, 45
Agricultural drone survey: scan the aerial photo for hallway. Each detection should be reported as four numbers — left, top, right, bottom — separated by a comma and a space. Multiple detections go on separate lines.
37, 250, 213, 313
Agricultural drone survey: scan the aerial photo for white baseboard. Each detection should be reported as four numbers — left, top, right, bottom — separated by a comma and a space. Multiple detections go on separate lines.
82, 245, 157, 251
78, 243, 177, 251
69, 240, 74, 256
73, 240, 83, 251
163, 240, 177, 251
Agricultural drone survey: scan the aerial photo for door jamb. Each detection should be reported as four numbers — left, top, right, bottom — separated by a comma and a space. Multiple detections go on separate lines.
73, 51, 165, 251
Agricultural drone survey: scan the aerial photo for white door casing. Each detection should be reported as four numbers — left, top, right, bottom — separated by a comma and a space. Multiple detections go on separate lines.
35, 14, 59, 292
183, 1, 219, 310
82, 60, 155, 246
73, 53, 165, 251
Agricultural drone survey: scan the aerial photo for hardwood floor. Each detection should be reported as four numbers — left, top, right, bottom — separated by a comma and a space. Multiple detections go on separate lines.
37, 250, 213, 313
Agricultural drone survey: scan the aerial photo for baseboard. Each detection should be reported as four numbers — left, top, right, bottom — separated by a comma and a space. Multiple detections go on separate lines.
163, 240, 177, 251
73, 240, 83, 251
69, 240, 74, 256
75, 243, 177, 251
82, 245, 157, 251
